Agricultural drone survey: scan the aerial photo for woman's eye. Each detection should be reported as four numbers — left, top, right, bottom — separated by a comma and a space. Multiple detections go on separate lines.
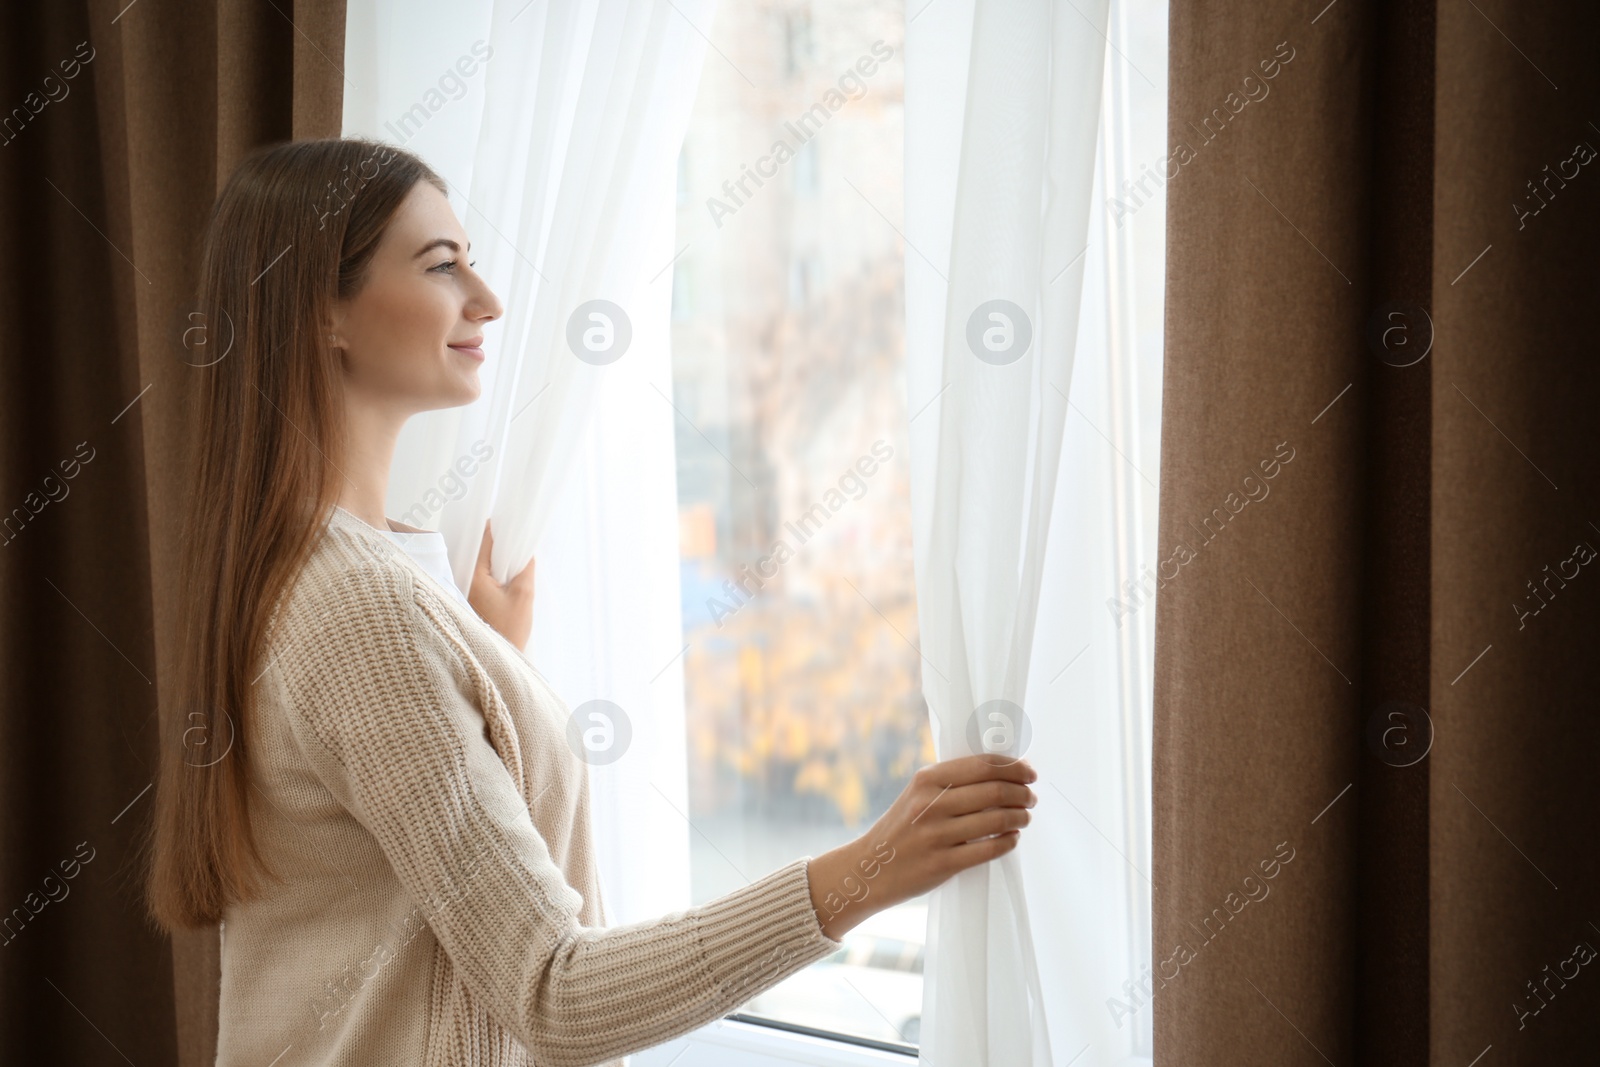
431, 260, 477, 273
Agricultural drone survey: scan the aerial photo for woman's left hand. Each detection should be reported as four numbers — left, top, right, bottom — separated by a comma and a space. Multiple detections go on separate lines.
468, 519, 536, 651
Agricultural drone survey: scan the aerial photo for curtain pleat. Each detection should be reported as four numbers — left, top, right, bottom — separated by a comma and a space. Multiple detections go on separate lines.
1157, 0, 1600, 1062
0, 2, 344, 1063
1432, 0, 1600, 1060
0, 4, 176, 1064
905, 1, 1111, 1062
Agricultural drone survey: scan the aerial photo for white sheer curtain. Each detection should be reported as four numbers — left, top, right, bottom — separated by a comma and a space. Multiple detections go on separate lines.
344, 0, 712, 590
905, 3, 1111, 1065
342, 0, 713, 953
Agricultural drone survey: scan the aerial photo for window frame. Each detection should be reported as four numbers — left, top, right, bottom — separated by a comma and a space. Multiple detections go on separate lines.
631, 1015, 916, 1066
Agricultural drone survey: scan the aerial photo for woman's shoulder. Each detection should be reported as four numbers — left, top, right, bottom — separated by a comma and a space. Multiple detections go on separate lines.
266, 506, 428, 659
266, 505, 537, 703
294, 506, 414, 596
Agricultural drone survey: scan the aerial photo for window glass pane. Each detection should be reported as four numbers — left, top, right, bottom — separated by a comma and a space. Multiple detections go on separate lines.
670, 0, 924, 1049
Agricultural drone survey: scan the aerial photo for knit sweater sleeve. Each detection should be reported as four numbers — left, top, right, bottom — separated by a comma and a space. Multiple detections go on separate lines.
275, 556, 845, 1066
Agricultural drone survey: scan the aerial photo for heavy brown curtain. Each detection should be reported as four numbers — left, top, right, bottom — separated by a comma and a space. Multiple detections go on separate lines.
0, 2, 344, 1063
1156, 0, 1599, 1063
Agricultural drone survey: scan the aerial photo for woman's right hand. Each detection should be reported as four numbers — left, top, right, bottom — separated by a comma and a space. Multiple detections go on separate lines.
468, 519, 537, 651
806, 754, 1038, 940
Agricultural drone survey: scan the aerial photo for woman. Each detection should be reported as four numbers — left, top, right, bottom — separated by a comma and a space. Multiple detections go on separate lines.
144, 138, 1037, 1067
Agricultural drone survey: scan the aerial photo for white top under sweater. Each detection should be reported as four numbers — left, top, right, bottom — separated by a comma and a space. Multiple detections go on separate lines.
379, 524, 474, 613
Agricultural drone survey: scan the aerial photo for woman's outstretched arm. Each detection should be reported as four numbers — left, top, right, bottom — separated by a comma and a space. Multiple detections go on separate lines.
275, 553, 1034, 1066
277, 556, 836, 1066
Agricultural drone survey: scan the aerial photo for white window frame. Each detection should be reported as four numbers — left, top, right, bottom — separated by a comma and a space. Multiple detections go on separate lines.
631, 1014, 1155, 1066
632, 1016, 915, 1066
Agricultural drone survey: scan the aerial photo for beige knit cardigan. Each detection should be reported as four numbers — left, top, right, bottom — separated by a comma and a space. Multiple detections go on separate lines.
216, 504, 843, 1066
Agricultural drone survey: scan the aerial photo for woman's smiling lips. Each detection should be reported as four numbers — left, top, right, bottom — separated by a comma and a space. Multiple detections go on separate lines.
447, 335, 485, 362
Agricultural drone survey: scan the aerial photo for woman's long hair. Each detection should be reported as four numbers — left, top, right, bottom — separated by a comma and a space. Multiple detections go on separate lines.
144, 138, 447, 931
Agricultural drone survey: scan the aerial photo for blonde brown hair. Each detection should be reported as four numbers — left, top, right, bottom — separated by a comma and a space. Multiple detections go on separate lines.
145, 138, 447, 930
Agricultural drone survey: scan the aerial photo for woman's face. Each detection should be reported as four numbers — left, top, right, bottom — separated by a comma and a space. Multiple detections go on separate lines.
330, 180, 503, 414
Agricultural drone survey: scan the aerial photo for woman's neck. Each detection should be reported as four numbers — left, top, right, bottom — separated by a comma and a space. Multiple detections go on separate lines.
336, 395, 407, 531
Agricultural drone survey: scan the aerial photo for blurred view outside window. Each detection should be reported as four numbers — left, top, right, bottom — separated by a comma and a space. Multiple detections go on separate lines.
669, 0, 922, 1047
666, 0, 1168, 1055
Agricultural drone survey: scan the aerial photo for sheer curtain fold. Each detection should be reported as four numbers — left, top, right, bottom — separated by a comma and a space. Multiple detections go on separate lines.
465, 0, 708, 588
343, 0, 712, 589
906, 2, 1109, 1064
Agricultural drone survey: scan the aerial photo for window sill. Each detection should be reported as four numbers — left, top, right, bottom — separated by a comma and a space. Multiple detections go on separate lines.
631, 1015, 916, 1066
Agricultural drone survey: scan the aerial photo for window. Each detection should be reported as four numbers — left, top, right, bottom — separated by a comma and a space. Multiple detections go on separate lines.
668, 0, 924, 1052
793, 137, 819, 196
671, 258, 694, 322
653, 0, 1169, 1060
784, 9, 816, 78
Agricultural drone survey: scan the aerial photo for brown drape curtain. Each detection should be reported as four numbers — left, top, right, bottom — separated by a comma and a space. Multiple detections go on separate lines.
1157, 0, 1599, 1063
0, 2, 343, 1063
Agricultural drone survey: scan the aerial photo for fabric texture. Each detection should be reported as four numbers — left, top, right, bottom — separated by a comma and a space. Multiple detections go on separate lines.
217, 503, 841, 1067
903, 1, 1110, 1063
1155, 0, 1600, 1063
342, 0, 716, 590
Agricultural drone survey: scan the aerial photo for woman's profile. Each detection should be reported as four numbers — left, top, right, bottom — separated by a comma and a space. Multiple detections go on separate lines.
142, 137, 1037, 1067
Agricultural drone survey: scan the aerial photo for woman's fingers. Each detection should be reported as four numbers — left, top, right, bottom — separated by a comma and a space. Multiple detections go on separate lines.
945, 828, 1021, 870
922, 779, 1036, 820
914, 753, 1036, 792
476, 519, 494, 574
474, 518, 534, 592
937, 805, 1032, 847
509, 553, 535, 593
